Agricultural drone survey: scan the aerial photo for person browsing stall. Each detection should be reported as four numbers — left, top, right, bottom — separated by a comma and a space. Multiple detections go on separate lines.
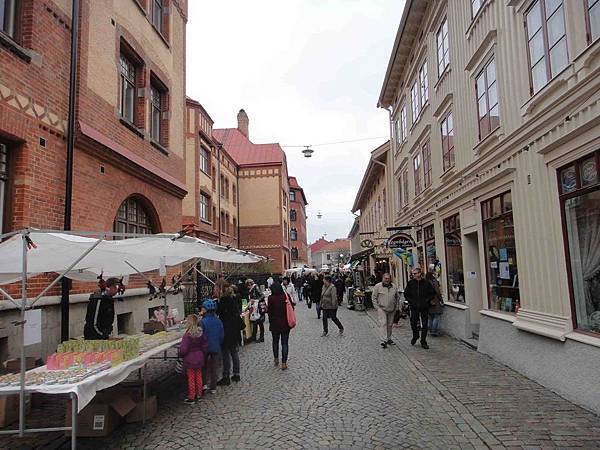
84, 277, 120, 340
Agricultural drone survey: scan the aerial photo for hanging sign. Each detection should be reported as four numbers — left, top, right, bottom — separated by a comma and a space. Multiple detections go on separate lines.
360, 239, 374, 248
386, 232, 416, 249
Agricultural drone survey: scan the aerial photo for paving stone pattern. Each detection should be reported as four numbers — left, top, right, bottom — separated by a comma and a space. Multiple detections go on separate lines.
4, 303, 600, 449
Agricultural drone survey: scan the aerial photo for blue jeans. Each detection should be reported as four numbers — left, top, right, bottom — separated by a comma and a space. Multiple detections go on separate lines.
315, 302, 321, 318
428, 313, 442, 335
222, 345, 240, 377
271, 330, 290, 363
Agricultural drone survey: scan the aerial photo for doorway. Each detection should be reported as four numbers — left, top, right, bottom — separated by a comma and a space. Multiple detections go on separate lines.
464, 231, 483, 336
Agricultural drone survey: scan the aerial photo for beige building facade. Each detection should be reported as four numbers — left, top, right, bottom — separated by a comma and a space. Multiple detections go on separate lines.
379, 0, 600, 414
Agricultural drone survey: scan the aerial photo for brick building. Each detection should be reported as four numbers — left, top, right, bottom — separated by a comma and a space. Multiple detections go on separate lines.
184, 97, 239, 248
288, 176, 308, 267
214, 110, 293, 273
0, 0, 188, 359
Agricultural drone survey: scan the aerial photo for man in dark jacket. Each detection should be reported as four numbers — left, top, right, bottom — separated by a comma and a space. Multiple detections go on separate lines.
403, 266, 436, 349
311, 274, 324, 319
84, 277, 119, 340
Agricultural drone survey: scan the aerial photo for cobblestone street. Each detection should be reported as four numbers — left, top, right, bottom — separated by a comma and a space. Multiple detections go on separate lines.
67, 303, 600, 450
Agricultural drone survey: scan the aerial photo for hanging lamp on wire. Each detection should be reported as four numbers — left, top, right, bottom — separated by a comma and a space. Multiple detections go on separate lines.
317, 211, 323, 219
302, 145, 314, 158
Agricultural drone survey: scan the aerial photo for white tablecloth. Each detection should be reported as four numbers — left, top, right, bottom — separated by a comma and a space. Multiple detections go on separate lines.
0, 338, 181, 411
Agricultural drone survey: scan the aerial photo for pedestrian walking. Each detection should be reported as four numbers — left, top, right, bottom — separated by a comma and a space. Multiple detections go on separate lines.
246, 279, 266, 342
200, 299, 224, 393
311, 273, 324, 319
403, 266, 436, 349
294, 275, 303, 301
334, 276, 345, 305
216, 285, 242, 386
268, 282, 292, 370
179, 314, 208, 404
320, 275, 344, 336
372, 273, 399, 349
426, 269, 444, 336
282, 277, 299, 305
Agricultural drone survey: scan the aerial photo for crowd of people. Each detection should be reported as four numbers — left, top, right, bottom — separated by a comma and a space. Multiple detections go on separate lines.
178, 266, 444, 403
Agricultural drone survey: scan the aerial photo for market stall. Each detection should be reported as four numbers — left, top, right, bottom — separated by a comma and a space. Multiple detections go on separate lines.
0, 228, 265, 449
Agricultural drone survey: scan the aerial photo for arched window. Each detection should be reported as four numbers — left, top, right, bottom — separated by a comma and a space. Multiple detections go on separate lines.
113, 196, 155, 238
290, 228, 298, 241
291, 247, 299, 260
290, 209, 297, 221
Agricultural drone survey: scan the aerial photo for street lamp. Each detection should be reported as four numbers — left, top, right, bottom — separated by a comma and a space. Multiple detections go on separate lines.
317, 211, 322, 219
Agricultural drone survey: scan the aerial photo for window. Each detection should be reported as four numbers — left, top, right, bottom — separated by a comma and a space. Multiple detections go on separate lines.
437, 18, 450, 76
200, 147, 210, 174
152, 0, 164, 34
424, 224, 437, 269
290, 228, 298, 241
559, 151, 600, 334
525, 0, 568, 94
119, 54, 136, 123
472, 0, 485, 17
233, 217, 237, 237
113, 197, 154, 238
394, 119, 401, 149
212, 206, 217, 230
422, 142, 432, 189
220, 175, 225, 198
0, 142, 10, 234
225, 213, 230, 235
413, 153, 423, 196
482, 192, 520, 312
199, 193, 210, 222
220, 211, 225, 233
419, 62, 429, 107
476, 57, 499, 140
290, 209, 297, 221
397, 177, 403, 209
586, 0, 600, 44
290, 190, 296, 202
150, 84, 162, 143
327, 254, 331, 261
441, 112, 455, 171
411, 81, 420, 120
444, 214, 465, 303
232, 184, 237, 205
212, 167, 216, 190
224, 178, 229, 200
403, 169, 409, 206
1, 0, 17, 39
400, 105, 407, 142
291, 247, 299, 260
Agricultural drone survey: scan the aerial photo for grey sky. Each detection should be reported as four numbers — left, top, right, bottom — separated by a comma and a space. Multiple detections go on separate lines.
186, 0, 405, 244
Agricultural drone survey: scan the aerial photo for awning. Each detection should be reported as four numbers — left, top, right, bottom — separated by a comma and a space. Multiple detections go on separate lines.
0, 231, 265, 284
349, 248, 374, 263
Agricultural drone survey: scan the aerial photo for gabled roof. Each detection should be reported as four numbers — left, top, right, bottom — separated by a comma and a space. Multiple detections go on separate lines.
310, 238, 330, 253
310, 238, 350, 254
288, 176, 308, 205
213, 128, 285, 167
351, 141, 390, 213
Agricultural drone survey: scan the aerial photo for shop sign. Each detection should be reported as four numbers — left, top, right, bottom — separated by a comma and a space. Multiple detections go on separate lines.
386, 232, 415, 249
360, 239, 374, 248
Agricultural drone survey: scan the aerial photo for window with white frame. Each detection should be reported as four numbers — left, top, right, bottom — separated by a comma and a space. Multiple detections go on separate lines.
411, 81, 420, 120
525, 0, 568, 94
437, 18, 450, 76
403, 169, 409, 206
476, 57, 499, 140
441, 112, 455, 171
587, 0, 600, 43
419, 62, 429, 106
200, 147, 210, 174
400, 104, 407, 141
413, 153, 423, 196
472, 0, 485, 17
422, 141, 432, 189
394, 118, 401, 147
200, 193, 210, 222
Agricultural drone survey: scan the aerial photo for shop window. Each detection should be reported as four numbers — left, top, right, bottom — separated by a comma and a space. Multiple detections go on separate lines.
290, 209, 297, 221
424, 224, 437, 270
0, 0, 18, 39
113, 196, 155, 238
437, 18, 450, 77
586, 0, 600, 44
200, 147, 210, 174
0, 142, 11, 234
559, 152, 600, 334
199, 192, 210, 222
525, 0, 568, 94
441, 112, 455, 172
444, 214, 465, 303
413, 153, 423, 196
290, 228, 298, 241
291, 247, 298, 260
482, 192, 519, 312
476, 57, 499, 140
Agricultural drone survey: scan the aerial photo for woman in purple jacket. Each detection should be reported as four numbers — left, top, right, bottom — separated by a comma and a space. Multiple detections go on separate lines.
179, 315, 208, 404
268, 282, 292, 370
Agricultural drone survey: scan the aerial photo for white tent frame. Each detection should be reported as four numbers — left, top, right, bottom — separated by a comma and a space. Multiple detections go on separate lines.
0, 228, 263, 449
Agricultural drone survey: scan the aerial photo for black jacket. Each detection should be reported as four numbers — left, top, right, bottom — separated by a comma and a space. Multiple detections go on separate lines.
404, 279, 436, 311
217, 295, 243, 349
83, 292, 115, 340
311, 279, 323, 302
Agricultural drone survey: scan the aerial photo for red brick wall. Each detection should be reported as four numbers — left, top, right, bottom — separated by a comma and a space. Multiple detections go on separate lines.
289, 191, 308, 264
240, 225, 287, 273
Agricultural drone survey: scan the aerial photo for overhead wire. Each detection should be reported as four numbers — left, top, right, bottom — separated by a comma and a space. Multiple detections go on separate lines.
282, 135, 388, 148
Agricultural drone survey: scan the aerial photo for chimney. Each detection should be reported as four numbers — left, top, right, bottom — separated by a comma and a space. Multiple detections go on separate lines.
237, 109, 249, 138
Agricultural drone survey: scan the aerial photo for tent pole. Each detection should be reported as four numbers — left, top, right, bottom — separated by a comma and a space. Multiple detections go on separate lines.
0, 287, 22, 309
18, 231, 28, 437
194, 267, 216, 286
29, 237, 104, 309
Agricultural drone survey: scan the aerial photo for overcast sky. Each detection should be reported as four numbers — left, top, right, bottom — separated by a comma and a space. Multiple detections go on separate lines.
186, 0, 405, 244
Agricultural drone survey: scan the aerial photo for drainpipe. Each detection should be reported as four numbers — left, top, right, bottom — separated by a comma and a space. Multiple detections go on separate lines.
61, 0, 80, 343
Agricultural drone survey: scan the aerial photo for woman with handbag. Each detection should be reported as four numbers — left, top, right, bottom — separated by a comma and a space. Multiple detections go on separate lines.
267, 282, 293, 370
216, 284, 243, 385
426, 270, 444, 336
